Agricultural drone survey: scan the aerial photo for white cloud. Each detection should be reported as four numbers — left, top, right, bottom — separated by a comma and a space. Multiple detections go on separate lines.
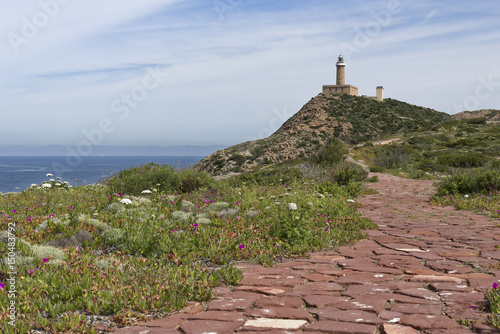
0, 0, 499, 147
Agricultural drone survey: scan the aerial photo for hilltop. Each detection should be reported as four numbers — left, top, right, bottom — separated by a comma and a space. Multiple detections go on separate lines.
452, 109, 500, 122
194, 93, 451, 176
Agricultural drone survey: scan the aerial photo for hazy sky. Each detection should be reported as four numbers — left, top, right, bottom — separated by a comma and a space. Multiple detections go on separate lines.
1, 0, 499, 149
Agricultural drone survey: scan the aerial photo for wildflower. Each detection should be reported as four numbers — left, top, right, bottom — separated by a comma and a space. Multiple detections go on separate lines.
29, 269, 34, 274
46, 173, 53, 177
239, 244, 245, 249
27, 218, 31, 222
42, 183, 51, 188
324, 228, 328, 232
469, 306, 476, 309
120, 198, 132, 205
347, 199, 355, 203
493, 282, 499, 290
142, 190, 152, 194
0, 283, 4, 289
48, 214, 54, 218
287, 203, 298, 211
464, 194, 469, 198
42, 258, 48, 263
192, 223, 198, 227
12, 210, 16, 213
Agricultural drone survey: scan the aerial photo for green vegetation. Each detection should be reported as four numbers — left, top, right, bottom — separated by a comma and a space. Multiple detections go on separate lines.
105, 163, 214, 195
314, 138, 348, 166
324, 94, 450, 144
0, 162, 375, 333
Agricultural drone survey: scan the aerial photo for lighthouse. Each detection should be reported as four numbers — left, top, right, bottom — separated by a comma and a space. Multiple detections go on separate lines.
322, 55, 358, 96
336, 55, 345, 85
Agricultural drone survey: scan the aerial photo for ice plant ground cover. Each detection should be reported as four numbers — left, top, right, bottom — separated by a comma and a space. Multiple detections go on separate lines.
0, 165, 375, 333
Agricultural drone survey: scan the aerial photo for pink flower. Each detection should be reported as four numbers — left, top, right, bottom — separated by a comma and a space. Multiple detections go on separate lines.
324, 228, 328, 232
0, 283, 5, 289
192, 223, 198, 227
29, 269, 34, 274
469, 306, 476, 309
42, 258, 48, 263
493, 282, 499, 290
239, 244, 245, 249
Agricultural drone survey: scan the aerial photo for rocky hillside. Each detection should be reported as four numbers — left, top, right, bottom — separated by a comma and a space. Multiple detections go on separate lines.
193, 93, 451, 176
452, 109, 500, 122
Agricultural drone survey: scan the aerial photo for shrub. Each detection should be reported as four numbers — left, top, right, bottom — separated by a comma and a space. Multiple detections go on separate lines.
229, 154, 247, 165
438, 153, 488, 168
229, 166, 303, 187
409, 136, 435, 145
367, 175, 378, 182
180, 169, 214, 193
314, 138, 348, 165
328, 162, 368, 186
105, 163, 213, 195
373, 147, 409, 169
417, 159, 448, 173
370, 166, 385, 173
435, 168, 500, 195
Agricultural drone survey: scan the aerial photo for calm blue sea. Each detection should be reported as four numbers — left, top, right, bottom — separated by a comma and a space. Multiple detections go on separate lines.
0, 156, 203, 193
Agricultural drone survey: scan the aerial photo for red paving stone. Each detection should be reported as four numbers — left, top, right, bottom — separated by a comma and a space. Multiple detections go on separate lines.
109, 173, 500, 333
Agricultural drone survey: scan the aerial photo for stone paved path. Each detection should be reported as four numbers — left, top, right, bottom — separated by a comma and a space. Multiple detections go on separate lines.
112, 174, 500, 334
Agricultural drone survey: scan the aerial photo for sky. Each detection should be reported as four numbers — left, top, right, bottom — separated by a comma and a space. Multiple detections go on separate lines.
1, 0, 499, 153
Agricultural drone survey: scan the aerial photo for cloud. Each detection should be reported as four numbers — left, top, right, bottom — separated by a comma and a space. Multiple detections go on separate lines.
0, 0, 499, 147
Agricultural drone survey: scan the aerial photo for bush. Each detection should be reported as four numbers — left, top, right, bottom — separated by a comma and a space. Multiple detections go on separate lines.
314, 138, 348, 165
417, 159, 448, 173
180, 169, 214, 193
438, 153, 488, 168
105, 163, 213, 195
229, 166, 303, 187
373, 147, 409, 169
229, 154, 247, 165
370, 166, 385, 173
435, 168, 500, 195
328, 162, 368, 186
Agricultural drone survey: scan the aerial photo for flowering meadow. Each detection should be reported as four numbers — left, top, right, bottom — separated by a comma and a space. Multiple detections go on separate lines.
0, 165, 375, 333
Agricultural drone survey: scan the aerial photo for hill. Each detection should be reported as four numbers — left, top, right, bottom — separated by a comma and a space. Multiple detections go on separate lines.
194, 93, 451, 176
452, 109, 500, 122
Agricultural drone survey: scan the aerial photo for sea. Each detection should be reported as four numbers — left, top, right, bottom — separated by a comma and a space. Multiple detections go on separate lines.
0, 156, 204, 193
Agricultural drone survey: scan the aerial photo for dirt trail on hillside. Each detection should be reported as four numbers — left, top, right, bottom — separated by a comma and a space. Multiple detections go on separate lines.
113, 174, 500, 334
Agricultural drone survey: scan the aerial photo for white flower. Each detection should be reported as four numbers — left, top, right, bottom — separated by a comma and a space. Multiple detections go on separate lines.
55, 183, 62, 186
31, 184, 38, 187
46, 173, 53, 177
42, 183, 52, 188
141, 190, 152, 194
464, 195, 469, 198
287, 203, 298, 211
49, 179, 55, 182
120, 198, 132, 205
347, 199, 355, 203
